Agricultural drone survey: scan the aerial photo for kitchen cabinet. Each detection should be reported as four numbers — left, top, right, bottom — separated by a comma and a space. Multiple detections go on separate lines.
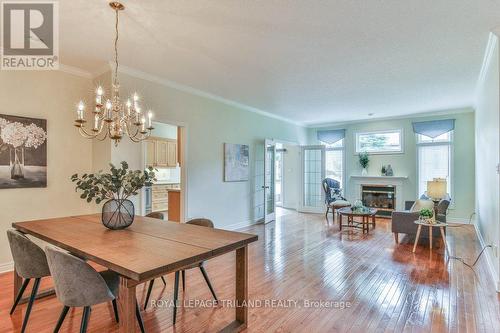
146, 137, 177, 168
151, 183, 179, 212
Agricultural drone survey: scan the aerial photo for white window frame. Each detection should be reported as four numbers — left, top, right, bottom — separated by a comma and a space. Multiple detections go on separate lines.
416, 131, 454, 205
323, 139, 346, 193
355, 129, 404, 154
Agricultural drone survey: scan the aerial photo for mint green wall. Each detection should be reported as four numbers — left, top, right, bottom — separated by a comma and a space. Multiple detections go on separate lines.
308, 110, 475, 220
98, 71, 307, 229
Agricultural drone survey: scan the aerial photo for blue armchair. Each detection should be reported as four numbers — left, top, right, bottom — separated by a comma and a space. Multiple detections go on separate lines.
322, 178, 350, 220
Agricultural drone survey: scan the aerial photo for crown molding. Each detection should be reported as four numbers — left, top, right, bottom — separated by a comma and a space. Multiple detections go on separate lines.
308, 107, 474, 128
58, 64, 92, 79
91, 62, 113, 79
475, 32, 498, 103
110, 65, 305, 127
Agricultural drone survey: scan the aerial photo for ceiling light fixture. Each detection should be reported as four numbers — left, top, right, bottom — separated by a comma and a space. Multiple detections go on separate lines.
73, 1, 154, 146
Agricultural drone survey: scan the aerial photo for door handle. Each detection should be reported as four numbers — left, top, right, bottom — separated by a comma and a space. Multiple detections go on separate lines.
262, 186, 270, 189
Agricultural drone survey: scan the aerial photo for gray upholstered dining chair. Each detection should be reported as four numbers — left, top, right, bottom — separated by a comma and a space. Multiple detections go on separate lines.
143, 218, 218, 324
7, 229, 51, 333
44, 247, 146, 333
145, 211, 165, 220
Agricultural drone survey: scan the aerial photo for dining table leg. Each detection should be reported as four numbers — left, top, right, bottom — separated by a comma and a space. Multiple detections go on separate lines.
118, 276, 137, 333
13, 268, 22, 303
220, 245, 248, 332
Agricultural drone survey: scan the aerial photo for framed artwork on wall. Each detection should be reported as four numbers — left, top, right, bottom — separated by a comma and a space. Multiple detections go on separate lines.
0, 114, 47, 189
224, 143, 249, 182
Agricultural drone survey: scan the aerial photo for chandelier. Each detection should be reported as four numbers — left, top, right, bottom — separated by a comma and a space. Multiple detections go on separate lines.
74, 1, 154, 145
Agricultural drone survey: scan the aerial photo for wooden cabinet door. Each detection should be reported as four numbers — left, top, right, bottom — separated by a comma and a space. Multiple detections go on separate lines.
155, 140, 169, 167
145, 140, 156, 167
167, 141, 177, 167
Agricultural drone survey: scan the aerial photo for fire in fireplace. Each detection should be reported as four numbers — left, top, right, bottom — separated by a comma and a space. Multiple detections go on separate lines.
361, 185, 395, 217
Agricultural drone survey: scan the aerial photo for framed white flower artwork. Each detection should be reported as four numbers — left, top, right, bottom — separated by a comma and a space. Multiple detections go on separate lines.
0, 114, 47, 188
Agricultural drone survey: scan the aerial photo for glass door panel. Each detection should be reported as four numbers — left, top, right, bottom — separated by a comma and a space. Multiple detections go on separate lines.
264, 139, 276, 223
300, 145, 325, 213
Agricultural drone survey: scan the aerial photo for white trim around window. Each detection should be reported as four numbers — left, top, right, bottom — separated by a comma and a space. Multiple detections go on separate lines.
354, 129, 404, 154
416, 131, 454, 205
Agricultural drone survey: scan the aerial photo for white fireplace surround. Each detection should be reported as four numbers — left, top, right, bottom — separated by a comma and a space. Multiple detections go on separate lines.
350, 175, 408, 211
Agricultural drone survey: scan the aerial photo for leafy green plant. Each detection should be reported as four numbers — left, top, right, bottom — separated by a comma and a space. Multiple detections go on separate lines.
71, 161, 156, 204
359, 151, 369, 169
419, 208, 434, 218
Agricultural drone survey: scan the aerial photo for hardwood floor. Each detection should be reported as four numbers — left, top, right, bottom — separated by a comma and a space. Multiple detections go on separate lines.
1, 209, 499, 332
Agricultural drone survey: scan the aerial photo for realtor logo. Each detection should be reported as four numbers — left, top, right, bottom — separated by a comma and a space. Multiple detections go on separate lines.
1, 1, 59, 70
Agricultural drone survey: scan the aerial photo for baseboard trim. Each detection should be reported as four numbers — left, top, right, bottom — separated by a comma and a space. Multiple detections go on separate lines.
225, 217, 263, 231
447, 217, 472, 224
473, 223, 500, 292
0, 261, 14, 274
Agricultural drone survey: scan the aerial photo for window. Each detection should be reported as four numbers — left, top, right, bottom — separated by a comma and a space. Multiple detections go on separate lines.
355, 129, 403, 154
417, 132, 452, 197
323, 139, 344, 189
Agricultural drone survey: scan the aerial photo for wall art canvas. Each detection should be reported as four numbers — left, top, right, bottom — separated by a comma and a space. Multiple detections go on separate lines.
0, 114, 47, 188
224, 143, 249, 182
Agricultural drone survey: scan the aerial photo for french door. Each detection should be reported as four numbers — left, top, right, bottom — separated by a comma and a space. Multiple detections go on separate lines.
299, 145, 326, 213
263, 139, 276, 223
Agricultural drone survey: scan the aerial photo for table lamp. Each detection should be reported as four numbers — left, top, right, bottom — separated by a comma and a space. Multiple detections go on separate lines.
427, 178, 447, 201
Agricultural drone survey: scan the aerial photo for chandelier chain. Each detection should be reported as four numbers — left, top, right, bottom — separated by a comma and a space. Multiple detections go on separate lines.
114, 8, 119, 86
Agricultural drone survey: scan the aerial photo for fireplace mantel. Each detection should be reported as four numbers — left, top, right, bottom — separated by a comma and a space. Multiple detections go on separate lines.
349, 175, 407, 211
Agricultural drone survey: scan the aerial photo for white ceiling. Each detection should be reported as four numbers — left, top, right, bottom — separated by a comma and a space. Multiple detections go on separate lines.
60, 0, 500, 126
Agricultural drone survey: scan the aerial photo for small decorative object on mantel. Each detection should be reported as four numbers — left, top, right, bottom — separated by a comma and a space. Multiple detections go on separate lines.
419, 208, 435, 224
385, 164, 394, 176
381, 165, 387, 176
0, 114, 47, 189
71, 161, 156, 230
359, 151, 369, 176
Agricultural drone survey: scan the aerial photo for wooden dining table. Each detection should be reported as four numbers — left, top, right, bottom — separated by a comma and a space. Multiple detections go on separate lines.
12, 214, 258, 333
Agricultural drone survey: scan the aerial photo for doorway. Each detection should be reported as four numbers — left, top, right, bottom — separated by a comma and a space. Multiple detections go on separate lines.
141, 121, 187, 223
263, 139, 300, 223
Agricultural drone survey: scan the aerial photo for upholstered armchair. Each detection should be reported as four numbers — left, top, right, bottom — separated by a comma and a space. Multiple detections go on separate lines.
321, 178, 350, 220
391, 198, 450, 243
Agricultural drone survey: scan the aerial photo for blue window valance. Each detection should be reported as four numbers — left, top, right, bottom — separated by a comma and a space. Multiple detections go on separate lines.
317, 129, 345, 144
412, 119, 455, 138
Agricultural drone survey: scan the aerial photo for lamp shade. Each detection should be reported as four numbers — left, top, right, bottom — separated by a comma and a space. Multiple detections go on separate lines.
427, 178, 447, 200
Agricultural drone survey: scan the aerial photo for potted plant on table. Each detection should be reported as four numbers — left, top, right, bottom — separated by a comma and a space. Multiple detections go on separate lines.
419, 208, 435, 224
71, 161, 156, 230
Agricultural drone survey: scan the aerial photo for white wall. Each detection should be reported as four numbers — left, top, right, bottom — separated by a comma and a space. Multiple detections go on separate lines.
475, 34, 500, 290
0, 71, 94, 270
282, 144, 300, 209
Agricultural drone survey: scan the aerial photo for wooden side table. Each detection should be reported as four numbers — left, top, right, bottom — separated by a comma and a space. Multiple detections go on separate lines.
412, 220, 449, 254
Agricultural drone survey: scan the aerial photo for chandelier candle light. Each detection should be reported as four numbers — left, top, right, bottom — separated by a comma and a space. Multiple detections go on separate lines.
74, 2, 154, 145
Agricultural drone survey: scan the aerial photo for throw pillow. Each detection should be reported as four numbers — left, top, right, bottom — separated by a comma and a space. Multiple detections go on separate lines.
410, 199, 434, 212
